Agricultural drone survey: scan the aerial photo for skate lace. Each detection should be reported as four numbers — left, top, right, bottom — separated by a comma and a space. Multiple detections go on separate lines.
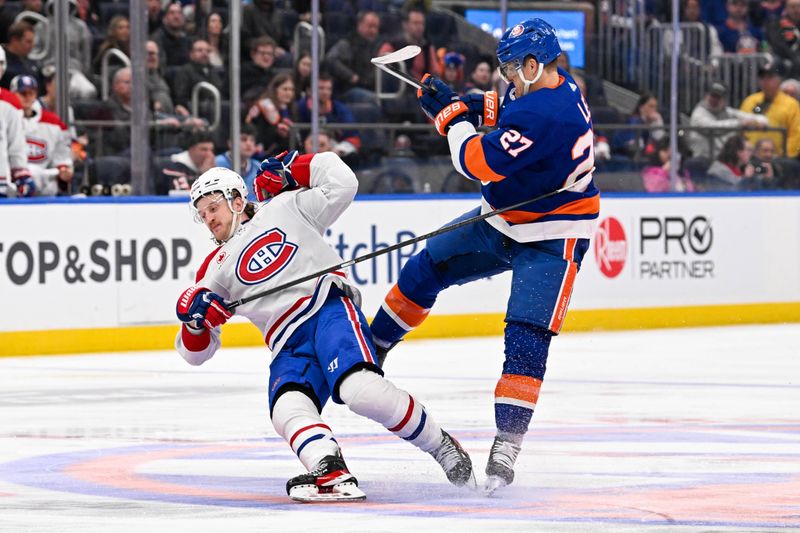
433, 435, 465, 471
489, 438, 521, 470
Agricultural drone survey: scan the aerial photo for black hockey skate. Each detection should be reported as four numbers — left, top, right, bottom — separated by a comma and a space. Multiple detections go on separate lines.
431, 431, 476, 488
484, 436, 521, 495
374, 339, 400, 367
286, 454, 366, 502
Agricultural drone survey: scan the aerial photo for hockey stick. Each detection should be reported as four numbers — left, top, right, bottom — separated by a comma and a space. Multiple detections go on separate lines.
370, 45, 431, 91
227, 178, 588, 310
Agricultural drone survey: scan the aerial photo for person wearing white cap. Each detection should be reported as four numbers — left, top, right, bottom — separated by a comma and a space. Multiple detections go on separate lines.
10, 74, 74, 196
689, 81, 768, 159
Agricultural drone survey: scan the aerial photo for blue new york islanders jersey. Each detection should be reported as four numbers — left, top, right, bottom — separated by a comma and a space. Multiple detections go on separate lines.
447, 68, 599, 242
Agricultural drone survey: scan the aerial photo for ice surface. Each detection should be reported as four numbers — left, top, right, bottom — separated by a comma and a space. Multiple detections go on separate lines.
0, 325, 797, 532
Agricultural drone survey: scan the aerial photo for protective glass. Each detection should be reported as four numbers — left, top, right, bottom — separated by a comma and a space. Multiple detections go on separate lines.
193, 193, 226, 224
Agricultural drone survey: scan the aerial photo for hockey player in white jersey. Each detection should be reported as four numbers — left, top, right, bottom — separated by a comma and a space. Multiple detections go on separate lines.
175, 150, 474, 501
0, 47, 33, 198
10, 75, 73, 196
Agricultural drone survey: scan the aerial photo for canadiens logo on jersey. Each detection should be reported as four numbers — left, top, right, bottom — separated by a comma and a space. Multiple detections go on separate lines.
236, 228, 298, 285
27, 137, 48, 162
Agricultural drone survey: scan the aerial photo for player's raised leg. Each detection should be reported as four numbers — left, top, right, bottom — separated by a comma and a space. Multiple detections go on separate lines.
370, 208, 508, 365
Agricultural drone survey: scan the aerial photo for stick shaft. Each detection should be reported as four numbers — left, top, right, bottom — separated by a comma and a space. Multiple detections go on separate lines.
228, 181, 583, 309
373, 62, 424, 90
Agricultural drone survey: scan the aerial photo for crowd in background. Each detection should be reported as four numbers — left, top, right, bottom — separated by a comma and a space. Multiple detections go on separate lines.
1, 0, 799, 197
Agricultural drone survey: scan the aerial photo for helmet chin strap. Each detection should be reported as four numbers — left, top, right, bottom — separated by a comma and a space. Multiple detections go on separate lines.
211, 198, 245, 245
515, 62, 544, 96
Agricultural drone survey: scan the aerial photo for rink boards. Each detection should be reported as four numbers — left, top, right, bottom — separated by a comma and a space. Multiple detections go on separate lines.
0, 192, 798, 356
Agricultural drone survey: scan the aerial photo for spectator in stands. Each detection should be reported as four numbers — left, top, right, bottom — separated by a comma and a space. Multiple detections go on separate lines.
303, 130, 334, 154
160, 130, 216, 193
147, 40, 178, 116
766, 0, 800, 78
171, 38, 226, 110
682, 0, 724, 58
241, 0, 288, 57
704, 134, 755, 189
10, 74, 73, 196
378, 6, 438, 82
740, 61, 800, 157
297, 73, 361, 164
41, 0, 95, 98
717, 0, 763, 53
641, 137, 695, 192
750, 0, 785, 27
0, 22, 38, 89
438, 50, 465, 94
747, 137, 783, 187
145, 40, 206, 132
292, 52, 312, 100
106, 67, 181, 156
92, 15, 130, 76
74, 0, 100, 38
151, 2, 191, 68
200, 11, 227, 68
689, 81, 768, 159
325, 10, 382, 102
463, 58, 493, 94
147, 0, 163, 34
214, 124, 261, 200
245, 72, 299, 156
241, 36, 277, 105
612, 92, 665, 160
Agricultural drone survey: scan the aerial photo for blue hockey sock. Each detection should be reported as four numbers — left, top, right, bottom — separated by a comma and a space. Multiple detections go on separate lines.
494, 321, 552, 435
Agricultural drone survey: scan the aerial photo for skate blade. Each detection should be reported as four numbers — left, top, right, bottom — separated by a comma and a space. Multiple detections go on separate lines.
464, 470, 478, 491
483, 475, 508, 496
289, 482, 366, 503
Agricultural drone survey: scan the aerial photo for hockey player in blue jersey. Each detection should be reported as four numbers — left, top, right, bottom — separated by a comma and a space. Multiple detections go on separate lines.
370, 18, 600, 493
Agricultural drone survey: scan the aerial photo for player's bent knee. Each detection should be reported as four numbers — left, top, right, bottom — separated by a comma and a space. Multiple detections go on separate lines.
271, 384, 322, 418
338, 369, 405, 422
271, 390, 321, 437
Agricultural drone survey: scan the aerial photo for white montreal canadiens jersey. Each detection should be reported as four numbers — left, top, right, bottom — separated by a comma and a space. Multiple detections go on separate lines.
175, 152, 361, 362
23, 101, 72, 195
0, 88, 27, 181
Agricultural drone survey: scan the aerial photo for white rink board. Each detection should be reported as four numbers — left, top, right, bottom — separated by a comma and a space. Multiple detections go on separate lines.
0, 194, 798, 332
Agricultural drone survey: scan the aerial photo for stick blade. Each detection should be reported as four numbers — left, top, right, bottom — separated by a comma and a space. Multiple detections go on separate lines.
371, 45, 421, 65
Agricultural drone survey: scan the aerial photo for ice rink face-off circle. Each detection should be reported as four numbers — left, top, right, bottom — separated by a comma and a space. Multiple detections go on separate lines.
1, 427, 797, 528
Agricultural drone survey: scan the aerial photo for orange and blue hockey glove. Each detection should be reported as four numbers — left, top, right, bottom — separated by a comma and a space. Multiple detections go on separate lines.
417, 74, 468, 136
461, 91, 499, 128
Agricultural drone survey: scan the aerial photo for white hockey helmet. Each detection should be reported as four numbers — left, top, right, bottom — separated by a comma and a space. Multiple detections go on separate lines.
0, 47, 6, 81
190, 166, 247, 207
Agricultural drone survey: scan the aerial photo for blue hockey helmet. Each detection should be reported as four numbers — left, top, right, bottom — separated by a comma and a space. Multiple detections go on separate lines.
496, 18, 561, 83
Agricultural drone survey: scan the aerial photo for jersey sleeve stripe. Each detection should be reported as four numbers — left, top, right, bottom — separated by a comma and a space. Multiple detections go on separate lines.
499, 194, 600, 224
462, 135, 506, 182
